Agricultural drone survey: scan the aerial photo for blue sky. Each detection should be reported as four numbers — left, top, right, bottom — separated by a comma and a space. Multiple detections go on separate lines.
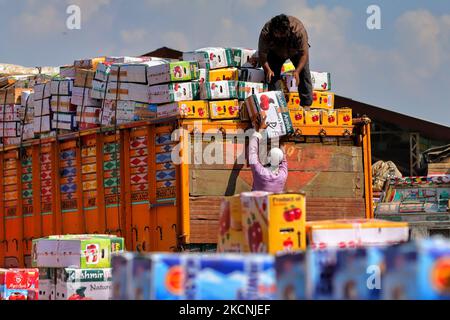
1, 0, 449, 127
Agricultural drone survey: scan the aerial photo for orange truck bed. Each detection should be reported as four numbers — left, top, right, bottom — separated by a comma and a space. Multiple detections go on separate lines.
0, 118, 373, 267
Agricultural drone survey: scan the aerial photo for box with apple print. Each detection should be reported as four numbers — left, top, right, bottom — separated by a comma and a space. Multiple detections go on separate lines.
0, 268, 39, 300
148, 82, 200, 104
337, 108, 353, 126
282, 71, 332, 92
245, 91, 294, 139
321, 110, 338, 126
183, 47, 234, 70
289, 108, 305, 126
199, 81, 238, 100
240, 191, 306, 254
217, 195, 248, 253
56, 268, 112, 300
32, 234, 125, 269
156, 100, 209, 119
209, 99, 240, 120
305, 109, 321, 126
147, 61, 200, 86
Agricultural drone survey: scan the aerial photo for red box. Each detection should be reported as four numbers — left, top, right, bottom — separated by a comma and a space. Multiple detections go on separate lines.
0, 269, 39, 300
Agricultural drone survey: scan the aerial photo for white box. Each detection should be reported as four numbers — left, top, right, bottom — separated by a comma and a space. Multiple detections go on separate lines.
245, 91, 293, 139
56, 268, 113, 300
148, 82, 199, 104
33, 83, 51, 100
147, 61, 199, 85
91, 80, 107, 99
71, 87, 101, 106
105, 82, 149, 103
33, 115, 52, 133
183, 47, 234, 70
239, 68, 265, 83
50, 79, 73, 96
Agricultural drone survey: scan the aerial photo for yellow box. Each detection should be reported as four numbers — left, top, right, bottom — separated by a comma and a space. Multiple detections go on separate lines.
312, 91, 334, 109
321, 110, 338, 126
157, 100, 209, 119
304, 110, 321, 126
241, 191, 306, 254
289, 108, 305, 126
217, 195, 248, 253
306, 219, 409, 249
209, 68, 239, 81
337, 108, 352, 126
209, 99, 240, 120
285, 93, 301, 110
281, 61, 295, 74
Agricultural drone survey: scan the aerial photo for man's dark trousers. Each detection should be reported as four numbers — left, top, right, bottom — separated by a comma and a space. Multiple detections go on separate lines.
267, 52, 313, 107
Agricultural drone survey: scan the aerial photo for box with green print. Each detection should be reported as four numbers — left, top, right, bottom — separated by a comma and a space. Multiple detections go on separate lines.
199, 80, 238, 100
183, 47, 234, 70
56, 268, 113, 300
31, 234, 124, 269
147, 61, 200, 85
149, 82, 199, 104
245, 91, 293, 139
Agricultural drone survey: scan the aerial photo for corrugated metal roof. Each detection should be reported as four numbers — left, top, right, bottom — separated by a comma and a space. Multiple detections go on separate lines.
335, 95, 450, 142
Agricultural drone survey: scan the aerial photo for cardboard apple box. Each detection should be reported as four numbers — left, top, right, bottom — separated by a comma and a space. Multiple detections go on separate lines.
147, 61, 200, 85
56, 268, 113, 300
245, 91, 293, 139
338, 108, 353, 126
149, 82, 199, 104
209, 99, 240, 120
157, 101, 209, 119
199, 81, 238, 100
183, 47, 234, 70
321, 110, 338, 126
240, 191, 307, 254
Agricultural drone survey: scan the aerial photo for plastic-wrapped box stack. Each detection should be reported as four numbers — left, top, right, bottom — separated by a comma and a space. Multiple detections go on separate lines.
32, 78, 76, 136
95, 56, 165, 126
0, 88, 34, 146
72, 59, 104, 129
32, 234, 125, 300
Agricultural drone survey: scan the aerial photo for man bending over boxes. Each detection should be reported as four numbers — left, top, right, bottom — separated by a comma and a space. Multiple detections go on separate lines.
258, 14, 313, 107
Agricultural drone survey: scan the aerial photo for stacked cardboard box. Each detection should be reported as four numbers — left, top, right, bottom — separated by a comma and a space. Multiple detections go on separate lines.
32, 234, 124, 300
111, 252, 276, 300
180, 47, 268, 121
0, 268, 39, 300
280, 61, 352, 127
276, 237, 450, 300
147, 60, 203, 119
72, 68, 102, 129
0, 88, 35, 146
95, 58, 166, 126
218, 191, 307, 254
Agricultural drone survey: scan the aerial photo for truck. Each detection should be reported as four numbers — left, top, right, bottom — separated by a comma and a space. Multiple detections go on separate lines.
0, 116, 373, 268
